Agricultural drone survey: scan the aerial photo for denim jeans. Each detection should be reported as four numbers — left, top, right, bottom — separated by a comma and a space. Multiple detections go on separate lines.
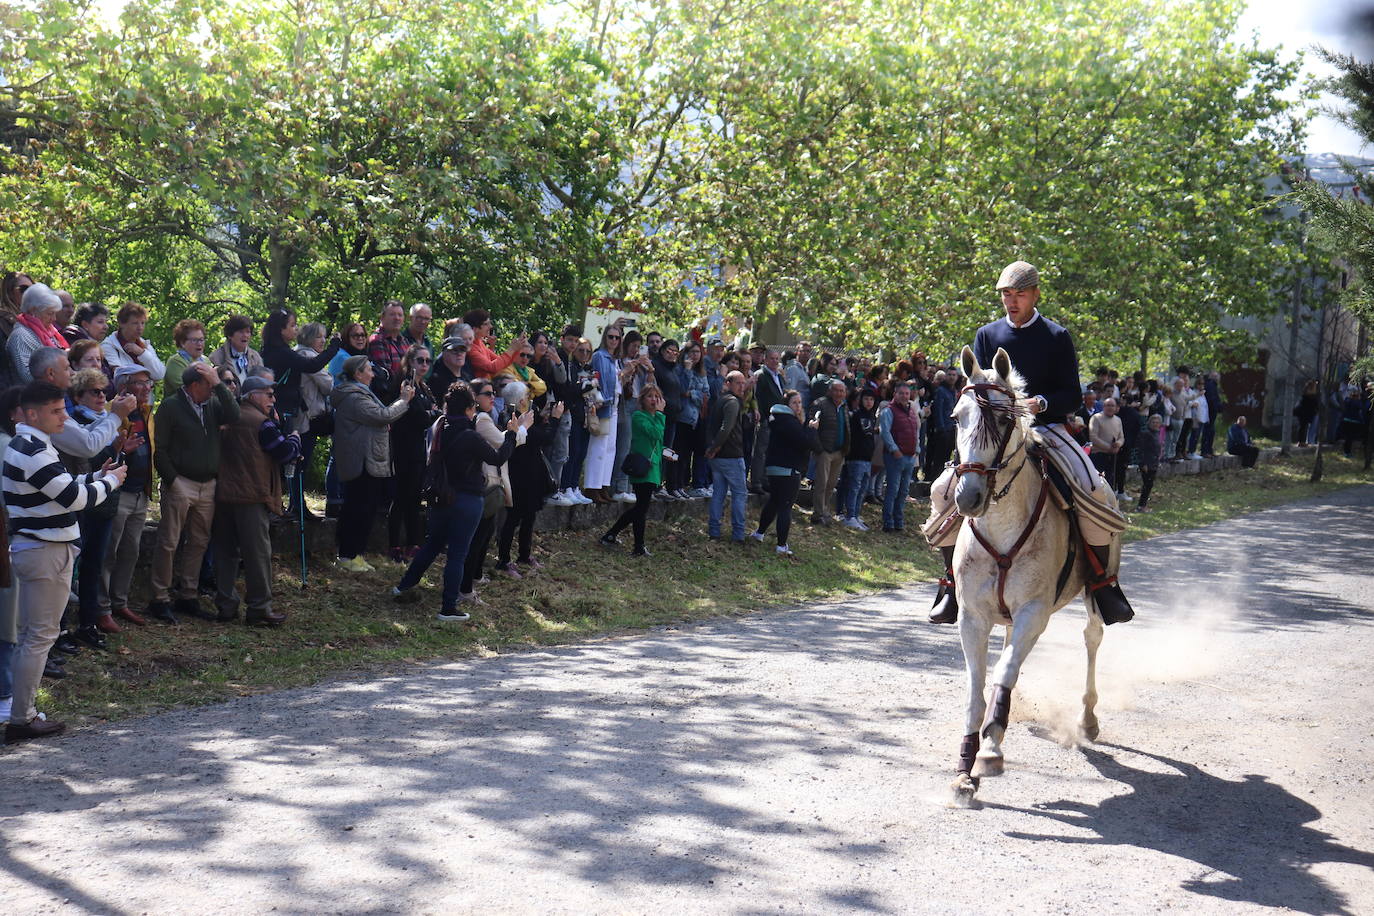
0, 639, 14, 701
883, 453, 917, 529
560, 423, 590, 491
708, 457, 748, 540
841, 459, 870, 519
398, 493, 485, 610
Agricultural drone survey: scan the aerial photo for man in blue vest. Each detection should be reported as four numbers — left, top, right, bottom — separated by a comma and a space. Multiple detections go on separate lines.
922, 261, 1134, 626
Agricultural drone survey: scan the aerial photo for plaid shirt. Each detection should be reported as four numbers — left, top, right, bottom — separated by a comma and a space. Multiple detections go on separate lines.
367, 330, 408, 380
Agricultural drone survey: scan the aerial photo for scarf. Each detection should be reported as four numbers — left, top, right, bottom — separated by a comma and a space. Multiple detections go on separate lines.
16, 312, 68, 349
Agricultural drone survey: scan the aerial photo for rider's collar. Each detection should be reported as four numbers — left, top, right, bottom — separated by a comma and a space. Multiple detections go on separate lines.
1004, 309, 1041, 330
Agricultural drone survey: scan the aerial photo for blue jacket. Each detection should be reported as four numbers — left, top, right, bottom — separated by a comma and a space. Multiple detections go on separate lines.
592, 348, 619, 419
677, 364, 710, 427
932, 384, 957, 432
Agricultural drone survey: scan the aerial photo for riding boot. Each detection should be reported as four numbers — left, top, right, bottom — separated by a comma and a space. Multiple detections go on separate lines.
1085, 543, 1134, 625
929, 545, 958, 624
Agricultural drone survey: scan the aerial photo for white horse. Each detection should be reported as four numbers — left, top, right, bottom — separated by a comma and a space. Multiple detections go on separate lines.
947, 345, 1103, 805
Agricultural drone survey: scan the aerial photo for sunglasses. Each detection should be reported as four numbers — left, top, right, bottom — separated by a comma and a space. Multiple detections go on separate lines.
475, 389, 493, 397
414, 357, 431, 364
516, 352, 532, 358
606, 334, 621, 340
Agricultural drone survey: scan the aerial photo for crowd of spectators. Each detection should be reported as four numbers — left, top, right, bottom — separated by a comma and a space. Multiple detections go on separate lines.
0, 268, 1365, 743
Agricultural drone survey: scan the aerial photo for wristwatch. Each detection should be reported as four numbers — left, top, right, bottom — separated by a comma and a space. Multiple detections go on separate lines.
1035, 395, 1048, 413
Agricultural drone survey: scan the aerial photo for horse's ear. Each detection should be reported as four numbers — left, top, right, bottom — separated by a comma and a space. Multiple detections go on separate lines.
961, 345, 978, 379
993, 347, 1012, 382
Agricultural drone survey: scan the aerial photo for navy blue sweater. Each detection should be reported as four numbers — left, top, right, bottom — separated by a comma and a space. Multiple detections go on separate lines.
973, 313, 1081, 425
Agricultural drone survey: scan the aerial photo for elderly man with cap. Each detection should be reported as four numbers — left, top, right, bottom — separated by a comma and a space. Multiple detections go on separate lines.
99, 365, 155, 627
210, 375, 300, 626
148, 361, 240, 623
922, 260, 1134, 627
427, 336, 472, 409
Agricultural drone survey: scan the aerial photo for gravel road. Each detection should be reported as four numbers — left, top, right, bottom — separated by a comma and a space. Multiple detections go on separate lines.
3, 486, 1373, 915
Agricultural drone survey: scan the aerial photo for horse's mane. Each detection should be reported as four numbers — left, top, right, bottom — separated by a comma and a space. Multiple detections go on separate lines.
961, 363, 1031, 450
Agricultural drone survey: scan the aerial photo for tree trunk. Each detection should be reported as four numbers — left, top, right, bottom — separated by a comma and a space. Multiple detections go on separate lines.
267, 236, 298, 311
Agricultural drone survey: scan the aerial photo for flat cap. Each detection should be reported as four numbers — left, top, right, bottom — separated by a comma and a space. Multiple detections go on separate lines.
113, 365, 152, 386
996, 260, 1040, 291
240, 376, 275, 398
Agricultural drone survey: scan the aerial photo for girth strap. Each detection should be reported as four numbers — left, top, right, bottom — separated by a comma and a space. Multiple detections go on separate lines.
967, 473, 1050, 620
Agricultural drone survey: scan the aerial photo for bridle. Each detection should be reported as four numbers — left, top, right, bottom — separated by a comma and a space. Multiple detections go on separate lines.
952, 381, 1028, 500
953, 380, 1048, 620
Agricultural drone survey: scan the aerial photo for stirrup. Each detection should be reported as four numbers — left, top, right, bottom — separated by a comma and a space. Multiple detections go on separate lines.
1089, 578, 1134, 625
929, 572, 958, 624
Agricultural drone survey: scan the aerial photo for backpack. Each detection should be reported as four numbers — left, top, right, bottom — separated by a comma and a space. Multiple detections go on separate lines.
420, 416, 456, 508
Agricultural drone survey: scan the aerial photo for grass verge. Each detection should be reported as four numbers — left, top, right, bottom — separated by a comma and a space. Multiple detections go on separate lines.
39, 451, 1370, 727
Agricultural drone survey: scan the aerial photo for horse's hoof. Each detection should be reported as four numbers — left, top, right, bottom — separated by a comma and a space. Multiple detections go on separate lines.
949, 773, 980, 807
972, 754, 1004, 778
1080, 720, 1100, 742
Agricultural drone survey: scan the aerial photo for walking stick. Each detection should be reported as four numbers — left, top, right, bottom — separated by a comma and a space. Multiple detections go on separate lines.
296, 467, 308, 588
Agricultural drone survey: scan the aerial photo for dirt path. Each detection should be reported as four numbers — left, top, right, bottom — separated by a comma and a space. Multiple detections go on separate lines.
3, 487, 1372, 914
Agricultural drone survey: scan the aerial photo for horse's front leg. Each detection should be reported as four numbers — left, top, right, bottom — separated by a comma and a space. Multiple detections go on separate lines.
950, 609, 993, 805
975, 602, 1051, 778
1080, 608, 1104, 741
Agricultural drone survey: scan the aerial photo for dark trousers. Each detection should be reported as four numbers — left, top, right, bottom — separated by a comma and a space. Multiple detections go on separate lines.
398, 494, 484, 610
212, 502, 273, 618
672, 421, 701, 491
497, 502, 539, 565
1229, 444, 1259, 468
1199, 418, 1216, 456
560, 424, 590, 490
1176, 419, 1194, 458
75, 509, 113, 629
338, 471, 389, 558
388, 456, 426, 550
1137, 467, 1157, 508
756, 472, 801, 547
462, 514, 497, 593
605, 481, 657, 550
925, 427, 954, 482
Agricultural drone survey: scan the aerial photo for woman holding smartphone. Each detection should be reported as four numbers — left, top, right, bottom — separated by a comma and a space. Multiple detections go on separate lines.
387, 345, 439, 562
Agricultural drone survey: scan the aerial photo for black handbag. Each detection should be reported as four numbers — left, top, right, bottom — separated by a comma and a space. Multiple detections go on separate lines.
621, 450, 651, 478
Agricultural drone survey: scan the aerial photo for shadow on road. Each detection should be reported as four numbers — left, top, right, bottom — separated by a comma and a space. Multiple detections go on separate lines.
995, 739, 1374, 915
0, 602, 958, 911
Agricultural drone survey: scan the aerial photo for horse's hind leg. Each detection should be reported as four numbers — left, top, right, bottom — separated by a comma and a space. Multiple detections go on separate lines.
976, 603, 1051, 777
1080, 602, 1104, 741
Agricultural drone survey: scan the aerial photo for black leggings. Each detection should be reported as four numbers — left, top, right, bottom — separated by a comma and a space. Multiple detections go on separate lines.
605, 481, 656, 549
497, 502, 539, 565
388, 455, 426, 549
338, 471, 391, 559
756, 473, 801, 547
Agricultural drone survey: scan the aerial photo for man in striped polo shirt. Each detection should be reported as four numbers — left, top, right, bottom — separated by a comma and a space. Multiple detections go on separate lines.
3, 381, 126, 743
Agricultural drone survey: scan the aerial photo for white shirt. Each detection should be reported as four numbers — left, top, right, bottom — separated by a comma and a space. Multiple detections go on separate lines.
1004, 309, 1042, 330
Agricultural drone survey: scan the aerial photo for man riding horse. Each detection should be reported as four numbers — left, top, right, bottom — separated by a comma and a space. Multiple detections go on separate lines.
923, 260, 1135, 626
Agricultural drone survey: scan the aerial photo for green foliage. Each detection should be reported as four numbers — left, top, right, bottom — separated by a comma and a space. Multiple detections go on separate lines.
0, 0, 1303, 366
1289, 50, 1374, 382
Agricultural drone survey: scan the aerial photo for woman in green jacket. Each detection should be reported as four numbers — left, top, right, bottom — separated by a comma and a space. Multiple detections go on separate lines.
599, 385, 670, 556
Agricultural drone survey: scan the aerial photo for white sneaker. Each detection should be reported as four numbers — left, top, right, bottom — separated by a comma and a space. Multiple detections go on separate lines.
548, 490, 575, 507
0, 696, 10, 721
776, 545, 794, 558
653, 489, 672, 501
843, 517, 864, 530
612, 491, 636, 503
748, 531, 765, 542
688, 487, 709, 498
1188, 453, 1201, 460
573, 489, 594, 505
853, 518, 870, 531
